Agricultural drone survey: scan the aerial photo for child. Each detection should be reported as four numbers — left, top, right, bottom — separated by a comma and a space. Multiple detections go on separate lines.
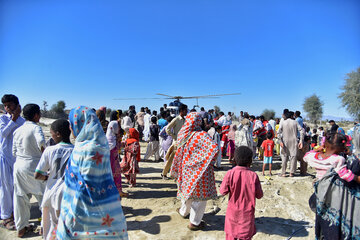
220, 146, 263, 240
226, 124, 237, 164
144, 116, 160, 161
34, 119, 73, 240
208, 124, 222, 169
120, 128, 141, 187
304, 132, 360, 183
311, 128, 318, 149
261, 132, 275, 176
12, 104, 46, 237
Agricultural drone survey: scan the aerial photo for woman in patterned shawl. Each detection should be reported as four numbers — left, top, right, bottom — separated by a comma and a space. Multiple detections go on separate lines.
314, 123, 360, 239
171, 112, 218, 231
56, 106, 128, 240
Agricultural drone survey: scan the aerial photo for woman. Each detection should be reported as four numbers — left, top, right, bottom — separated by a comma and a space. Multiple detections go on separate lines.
171, 112, 218, 230
314, 124, 360, 239
96, 109, 109, 133
120, 128, 140, 187
235, 118, 253, 150
106, 111, 128, 198
56, 106, 128, 239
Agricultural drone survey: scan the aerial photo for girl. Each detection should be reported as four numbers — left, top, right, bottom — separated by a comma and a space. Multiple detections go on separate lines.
220, 146, 263, 240
308, 128, 360, 239
226, 124, 237, 164
35, 119, 73, 240
120, 128, 140, 187
56, 106, 128, 239
303, 132, 360, 182
106, 111, 128, 197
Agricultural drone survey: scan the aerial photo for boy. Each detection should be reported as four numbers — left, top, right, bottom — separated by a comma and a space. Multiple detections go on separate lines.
261, 132, 275, 176
35, 119, 73, 240
12, 104, 46, 237
220, 146, 263, 239
311, 128, 318, 149
0, 94, 25, 230
144, 116, 160, 161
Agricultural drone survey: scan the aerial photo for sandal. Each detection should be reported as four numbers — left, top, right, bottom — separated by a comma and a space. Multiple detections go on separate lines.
120, 191, 129, 198
0, 217, 16, 231
18, 224, 36, 238
176, 208, 189, 219
187, 221, 205, 231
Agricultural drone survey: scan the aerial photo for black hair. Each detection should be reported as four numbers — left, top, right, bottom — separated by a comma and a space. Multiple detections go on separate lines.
201, 107, 205, 111
243, 112, 249, 118
151, 116, 157, 124
166, 116, 173, 123
260, 115, 265, 121
283, 109, 289, 114
228, 112, 231, 115
289, 111, 294, 117
285, 111, 293, 119
146, 109, 151, 114
219, 112, 224, 116
325, 132, 347, 152
249, 115, 255, 120
190, 108, 196, 112
313, 128, 317, 133
23, 104, 40, 121
214, 125, 222, 131
234, 146, 253, 167
266, 131, 273, 139
1, 94, 19, 105
152, 110, 157, 116
329, 120, 335, 124
161, 111, 167, 119
140, 107, 145, 112
110, 111, 118, 121
51, 119, 71, 143
179, 104, 188, 112
295, 111, 301, 117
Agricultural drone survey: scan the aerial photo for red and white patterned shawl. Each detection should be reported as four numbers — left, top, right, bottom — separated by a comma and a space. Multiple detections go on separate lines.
171, 112, 218, 201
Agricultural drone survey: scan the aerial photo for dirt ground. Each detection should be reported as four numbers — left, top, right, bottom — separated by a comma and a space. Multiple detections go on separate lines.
0, 118, 316, 240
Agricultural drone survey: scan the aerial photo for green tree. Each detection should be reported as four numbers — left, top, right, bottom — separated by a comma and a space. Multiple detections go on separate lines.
303, 94, 323, 125
42, 100, 48, 112
338, 67, 360, 121
261, 109, 275, 120
51, 100, 66, 114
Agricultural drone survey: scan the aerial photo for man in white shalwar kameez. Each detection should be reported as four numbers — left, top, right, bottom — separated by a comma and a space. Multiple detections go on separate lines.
12, 104, 46, 237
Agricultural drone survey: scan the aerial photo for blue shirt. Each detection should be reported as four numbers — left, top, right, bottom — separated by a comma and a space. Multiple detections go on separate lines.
158, 118, 168, 131
0, 114, 25, 162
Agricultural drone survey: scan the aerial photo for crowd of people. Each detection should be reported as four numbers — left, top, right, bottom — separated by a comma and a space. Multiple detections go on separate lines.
0, 93, 359, 240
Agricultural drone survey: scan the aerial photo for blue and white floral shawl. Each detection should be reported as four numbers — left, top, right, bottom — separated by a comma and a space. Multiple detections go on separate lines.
56, 106, 128, 239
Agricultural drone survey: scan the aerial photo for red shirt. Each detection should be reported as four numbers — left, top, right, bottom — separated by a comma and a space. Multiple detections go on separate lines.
261, 139, 274, 157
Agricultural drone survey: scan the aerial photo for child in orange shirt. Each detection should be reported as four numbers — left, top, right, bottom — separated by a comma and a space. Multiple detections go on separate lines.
261, 132, 275, 176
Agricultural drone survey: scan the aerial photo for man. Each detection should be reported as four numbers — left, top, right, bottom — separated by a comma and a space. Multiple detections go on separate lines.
121, 111, 134, 131
12, 104, 46, 237
135, 107, 146, 141
238, 111, 244, 122
128, 105, 136, 124
329, 120, 339, 134
295, 111, 303, 128
162, 104, 188, 179
0, 94, 25, 230
278, 111, 305, 177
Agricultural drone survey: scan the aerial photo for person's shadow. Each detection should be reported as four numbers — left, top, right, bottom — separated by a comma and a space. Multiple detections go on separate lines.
123, 206, 171, 234
255, 216, 312, 238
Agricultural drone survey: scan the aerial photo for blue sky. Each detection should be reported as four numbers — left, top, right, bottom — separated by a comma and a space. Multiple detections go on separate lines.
1, 0, 359, 118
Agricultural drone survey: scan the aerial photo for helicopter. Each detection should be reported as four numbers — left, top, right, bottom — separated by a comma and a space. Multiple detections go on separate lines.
114, 92, 241, 114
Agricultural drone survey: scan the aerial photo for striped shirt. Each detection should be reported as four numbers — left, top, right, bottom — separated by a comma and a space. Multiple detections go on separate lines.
303, 151, 354, 182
